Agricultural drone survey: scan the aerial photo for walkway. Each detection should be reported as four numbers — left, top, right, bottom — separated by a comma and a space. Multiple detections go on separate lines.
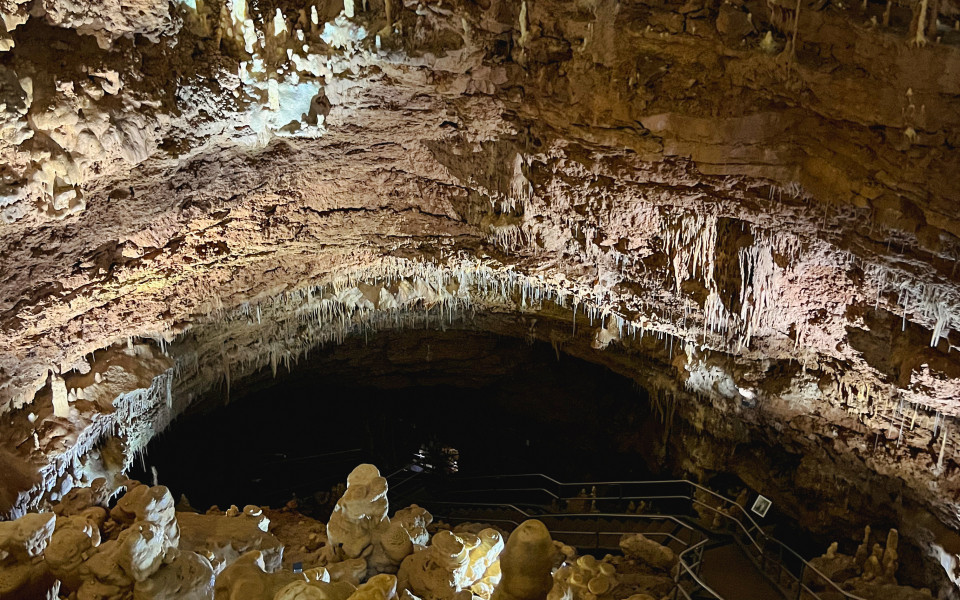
390, 472, 854, 600
699, 543, 782, 600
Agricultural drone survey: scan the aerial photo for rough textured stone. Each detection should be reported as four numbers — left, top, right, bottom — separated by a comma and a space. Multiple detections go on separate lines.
618, 534, 676, 573
0, 0, 958, 595
177, 511, 284, 574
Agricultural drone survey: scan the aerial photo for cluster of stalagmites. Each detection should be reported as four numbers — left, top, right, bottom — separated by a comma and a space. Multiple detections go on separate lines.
808, 526, 935, 599
0, 464, 684, 600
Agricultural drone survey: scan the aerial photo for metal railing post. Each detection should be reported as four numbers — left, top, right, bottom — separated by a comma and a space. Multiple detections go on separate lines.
778, 543, 784, 583
673, 556, 682, 600
595, 517, 600, 550
441, 473, 863, 600
796, 563, 805, 600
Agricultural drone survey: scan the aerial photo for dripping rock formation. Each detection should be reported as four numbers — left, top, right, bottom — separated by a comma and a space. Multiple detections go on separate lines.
1, 0, 960, 596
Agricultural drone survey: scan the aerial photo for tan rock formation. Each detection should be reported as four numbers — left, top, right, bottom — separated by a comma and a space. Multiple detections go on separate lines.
327, 464, 389, 562
618, 533, 677, 573
491, 520, 554, 600
0, 512, 58, 599
214, 550, 301, 600
178, 510, 284, 574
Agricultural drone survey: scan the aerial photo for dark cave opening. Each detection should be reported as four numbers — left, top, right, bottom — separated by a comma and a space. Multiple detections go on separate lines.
131, 332, 666, 512
126, 328, 930, 589
129, 329, 827, 547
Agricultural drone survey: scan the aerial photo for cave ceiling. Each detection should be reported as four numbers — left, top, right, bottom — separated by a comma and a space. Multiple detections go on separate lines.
1, 0, 960, 572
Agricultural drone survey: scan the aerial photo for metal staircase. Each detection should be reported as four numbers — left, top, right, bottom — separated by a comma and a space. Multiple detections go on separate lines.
388, 472, 864, 600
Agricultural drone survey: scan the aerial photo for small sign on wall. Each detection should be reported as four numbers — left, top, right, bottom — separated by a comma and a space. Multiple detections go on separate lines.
751, 494, 772, 518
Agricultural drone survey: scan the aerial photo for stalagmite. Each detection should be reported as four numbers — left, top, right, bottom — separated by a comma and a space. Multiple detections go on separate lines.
326, 464, 389, 562
0, 512, 58, 598
347, 573, 397, 600
396, 530, 471, 600
133, 550, 215, 599
491, 521, 554, 600
0, 512, 56, 559
882, 529, 899, 580
369, 506, 433, 575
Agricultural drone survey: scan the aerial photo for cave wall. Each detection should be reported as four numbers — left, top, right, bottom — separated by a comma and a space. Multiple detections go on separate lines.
1, 0, 960, 593
128, 324, 956, 595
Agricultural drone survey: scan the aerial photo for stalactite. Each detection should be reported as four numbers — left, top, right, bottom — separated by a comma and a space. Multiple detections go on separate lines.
937, 420, 949, 473
21, 252, 949, 520
914, 0, 930, 45
867, 263, 959, 348
488, 223, 525, 252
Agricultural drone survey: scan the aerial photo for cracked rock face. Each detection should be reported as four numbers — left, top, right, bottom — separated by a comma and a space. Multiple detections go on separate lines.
1, 0, 960, 594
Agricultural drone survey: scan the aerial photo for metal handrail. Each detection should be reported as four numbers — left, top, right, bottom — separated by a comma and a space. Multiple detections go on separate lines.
422, 499, 722, 599
453, 475, 761, 526
675, 539, 725, 600
428, 501, 697, 546
447, 473, 865, 600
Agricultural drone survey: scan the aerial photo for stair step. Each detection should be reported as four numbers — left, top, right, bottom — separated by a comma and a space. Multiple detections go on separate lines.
658, 520, 677, 533
419, 495, 717, 566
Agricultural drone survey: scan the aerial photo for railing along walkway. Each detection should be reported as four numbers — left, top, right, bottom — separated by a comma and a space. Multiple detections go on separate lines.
419, 498, 720, 600
429, 473, 864, 600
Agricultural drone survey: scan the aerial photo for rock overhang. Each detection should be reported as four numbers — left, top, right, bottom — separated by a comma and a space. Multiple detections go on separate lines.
1, 0, 960, 591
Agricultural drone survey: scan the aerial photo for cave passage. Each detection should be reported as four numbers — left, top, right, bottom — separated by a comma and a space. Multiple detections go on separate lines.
128, 328, 888, 576
131, 332, 664, 512
59, 327, 953, 595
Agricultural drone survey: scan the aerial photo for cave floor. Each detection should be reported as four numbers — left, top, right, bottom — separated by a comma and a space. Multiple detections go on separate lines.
700, 543, 781, 600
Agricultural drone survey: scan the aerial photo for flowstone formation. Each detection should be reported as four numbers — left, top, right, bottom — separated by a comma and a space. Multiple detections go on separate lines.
2, 0, 960, 595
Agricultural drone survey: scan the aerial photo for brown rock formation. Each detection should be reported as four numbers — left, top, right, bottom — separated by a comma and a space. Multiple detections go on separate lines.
1, 0, 959, 595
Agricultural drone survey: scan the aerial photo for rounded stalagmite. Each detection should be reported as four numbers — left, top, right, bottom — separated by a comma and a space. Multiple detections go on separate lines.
491, 520, 554, 600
